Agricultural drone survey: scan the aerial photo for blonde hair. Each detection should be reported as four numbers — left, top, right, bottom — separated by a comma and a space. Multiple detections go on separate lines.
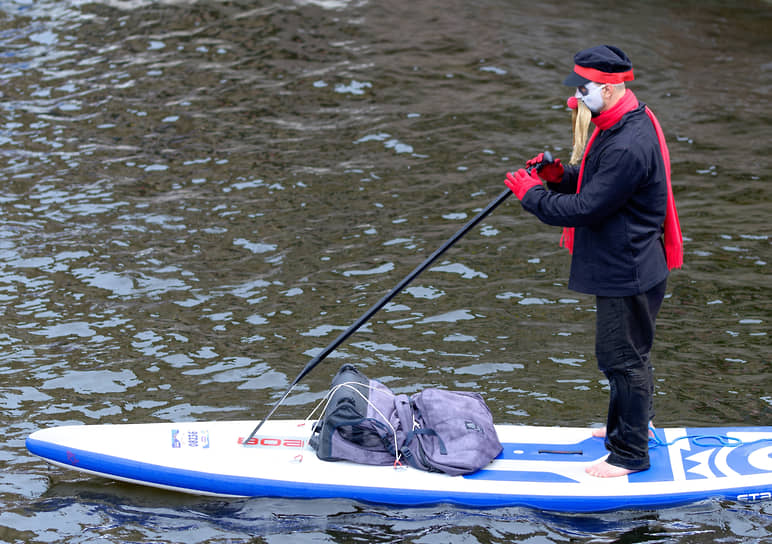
569, 101, 593, 165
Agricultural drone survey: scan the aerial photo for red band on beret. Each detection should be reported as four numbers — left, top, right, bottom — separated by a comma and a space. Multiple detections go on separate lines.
574, 64, 634, 84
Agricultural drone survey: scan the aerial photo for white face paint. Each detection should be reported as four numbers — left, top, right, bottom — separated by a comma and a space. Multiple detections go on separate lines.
575, 82, 606, 114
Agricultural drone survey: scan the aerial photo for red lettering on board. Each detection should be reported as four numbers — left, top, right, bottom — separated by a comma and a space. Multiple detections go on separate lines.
237, 436, 306, 448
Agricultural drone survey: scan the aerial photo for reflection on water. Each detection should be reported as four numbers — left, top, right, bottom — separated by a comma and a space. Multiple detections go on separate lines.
1, 0, 770, 542
19, 482, 772, 543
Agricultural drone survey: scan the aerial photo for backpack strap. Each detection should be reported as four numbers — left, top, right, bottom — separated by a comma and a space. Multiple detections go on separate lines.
394, 394, 414, 432
393, 394, 416, 465
405, 428, 447, 455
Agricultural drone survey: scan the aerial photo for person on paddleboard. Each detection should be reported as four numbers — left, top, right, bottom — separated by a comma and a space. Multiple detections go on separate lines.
504, 45, 683, 478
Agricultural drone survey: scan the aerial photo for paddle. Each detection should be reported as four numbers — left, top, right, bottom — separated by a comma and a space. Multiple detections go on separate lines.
244, 152, 553, 443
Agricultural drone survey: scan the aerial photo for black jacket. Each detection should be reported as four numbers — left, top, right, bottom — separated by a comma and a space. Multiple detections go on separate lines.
521, 104, 669, 296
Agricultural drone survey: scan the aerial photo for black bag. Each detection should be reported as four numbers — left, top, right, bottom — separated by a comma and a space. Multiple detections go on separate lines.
309, 364, 402, 465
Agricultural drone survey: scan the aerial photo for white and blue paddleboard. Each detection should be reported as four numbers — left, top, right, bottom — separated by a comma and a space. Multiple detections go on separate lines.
26, 420, 772, 512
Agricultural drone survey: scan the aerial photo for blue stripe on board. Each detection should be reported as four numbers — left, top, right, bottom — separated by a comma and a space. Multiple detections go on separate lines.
498, 438, 606, 461
25, 436, 772, 512
463, 470, 577, 483
628, 428, 675, 483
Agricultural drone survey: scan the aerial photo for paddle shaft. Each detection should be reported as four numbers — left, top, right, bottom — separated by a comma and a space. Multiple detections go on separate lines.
244, 153, 553, 443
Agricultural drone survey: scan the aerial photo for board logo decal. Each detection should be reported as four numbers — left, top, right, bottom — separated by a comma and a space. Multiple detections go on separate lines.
238, 436, 306, 448
737, 491, 771, 502
171, 429, 210, 449
66, 450, 80, 465
682, 442, 772, 479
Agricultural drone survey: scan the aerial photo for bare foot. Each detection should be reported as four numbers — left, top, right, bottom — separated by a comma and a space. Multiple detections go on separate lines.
590, 424, 655, 439
585, 460, 639, 478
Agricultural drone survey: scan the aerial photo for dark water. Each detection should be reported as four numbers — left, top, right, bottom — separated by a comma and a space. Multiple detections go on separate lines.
1, 0, 770, 542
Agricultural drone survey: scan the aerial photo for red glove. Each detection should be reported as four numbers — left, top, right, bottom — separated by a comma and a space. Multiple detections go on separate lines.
525, 152, 564, 183
505, 169, 542, 200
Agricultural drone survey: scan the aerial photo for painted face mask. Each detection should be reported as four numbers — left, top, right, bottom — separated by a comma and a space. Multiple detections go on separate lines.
575, 82, 606, 114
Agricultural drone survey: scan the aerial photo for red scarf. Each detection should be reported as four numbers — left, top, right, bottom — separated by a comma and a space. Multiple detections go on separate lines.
560, 90, 683, 270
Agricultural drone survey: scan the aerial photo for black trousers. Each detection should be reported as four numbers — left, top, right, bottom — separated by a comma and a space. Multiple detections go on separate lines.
595, 279, 667, 471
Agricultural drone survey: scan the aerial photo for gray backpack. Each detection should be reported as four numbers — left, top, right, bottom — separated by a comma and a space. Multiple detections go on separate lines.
310, 365, 502, 475
396, 388, 503, 476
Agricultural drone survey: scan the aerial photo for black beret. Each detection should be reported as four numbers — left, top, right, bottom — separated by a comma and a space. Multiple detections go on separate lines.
563, 45, 634, 86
